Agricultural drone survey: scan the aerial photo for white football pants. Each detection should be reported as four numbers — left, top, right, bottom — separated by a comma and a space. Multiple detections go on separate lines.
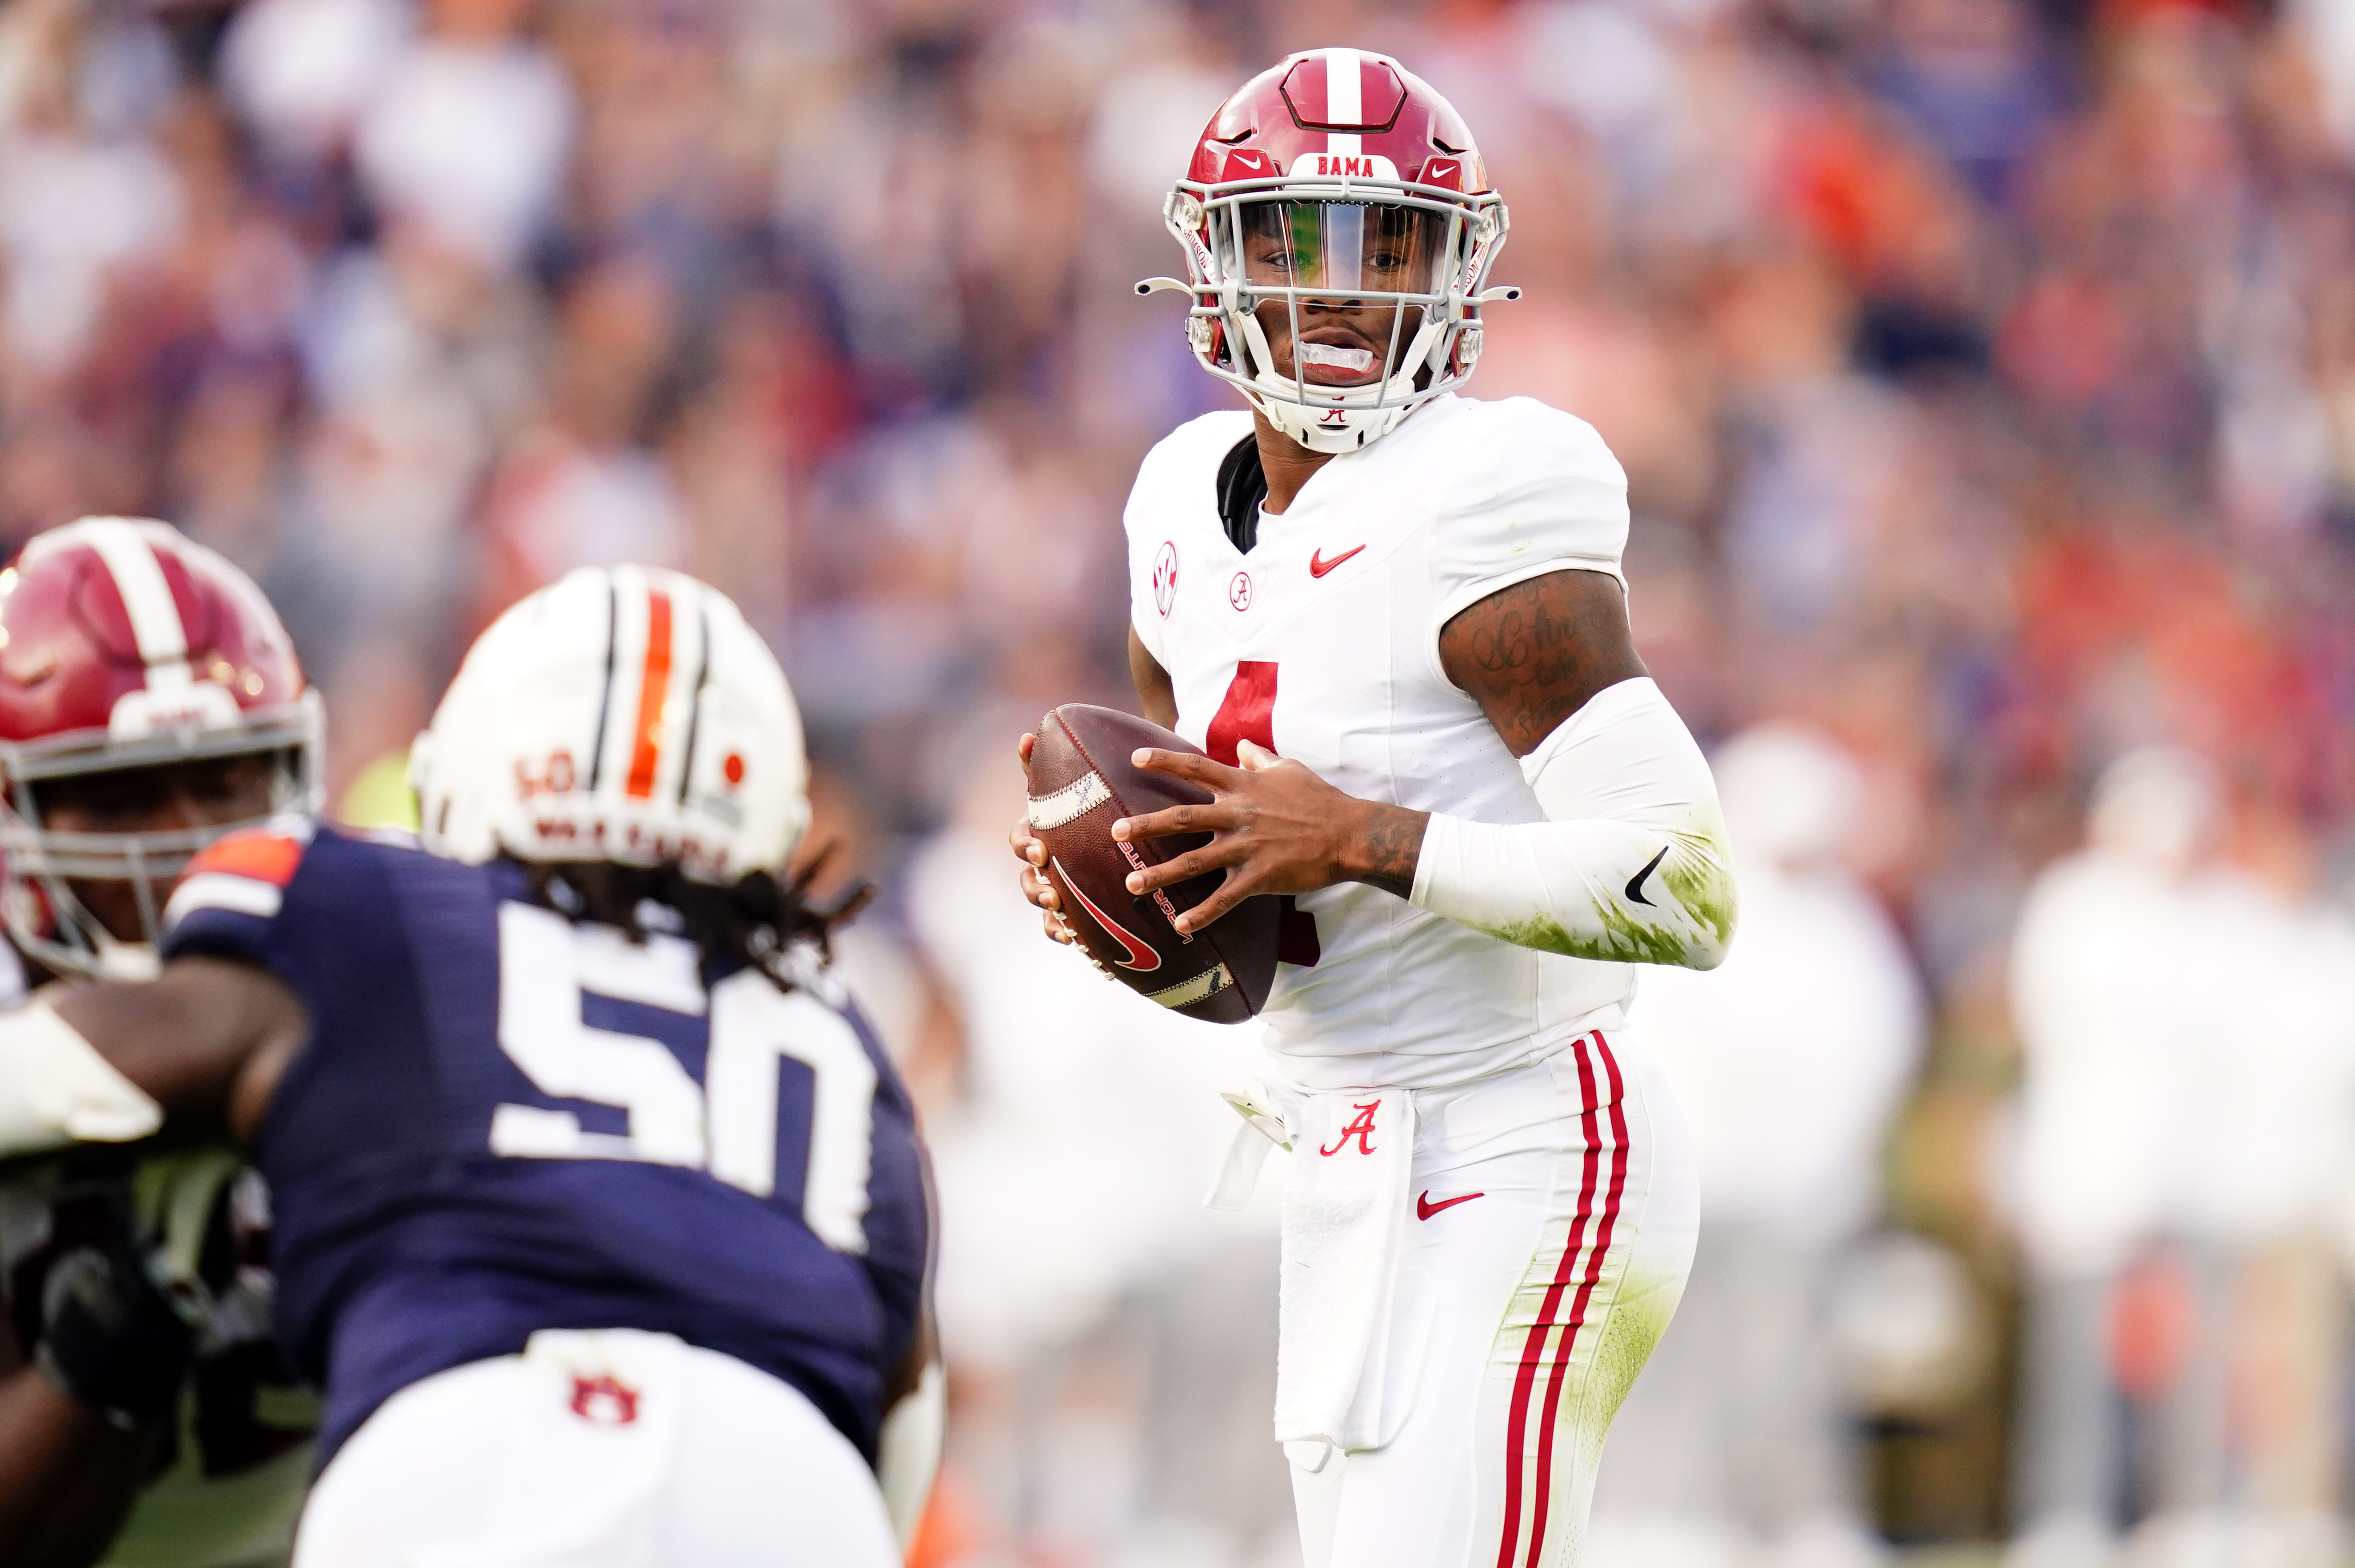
291, 1329, 898, 1568
1289, 1030, 1699, 1568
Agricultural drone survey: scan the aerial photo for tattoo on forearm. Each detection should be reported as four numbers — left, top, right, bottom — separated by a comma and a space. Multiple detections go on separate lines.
1440, 570, 1646, 756
1353, 806, 1428, 899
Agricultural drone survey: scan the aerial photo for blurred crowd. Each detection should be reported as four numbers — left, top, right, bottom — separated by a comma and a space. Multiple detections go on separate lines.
6, 0, 2355, 1563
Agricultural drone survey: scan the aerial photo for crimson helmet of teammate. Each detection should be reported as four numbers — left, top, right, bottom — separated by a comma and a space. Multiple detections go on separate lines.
1151, 47, 1514, 454
0, 517, 322, 976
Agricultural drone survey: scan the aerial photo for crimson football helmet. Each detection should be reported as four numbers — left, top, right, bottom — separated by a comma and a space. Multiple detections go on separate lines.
1144, 47, 1516, 453
0, 517, 323, 977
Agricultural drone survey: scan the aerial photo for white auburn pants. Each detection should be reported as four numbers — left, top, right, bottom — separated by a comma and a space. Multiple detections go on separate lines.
292, 1329, 898, 1568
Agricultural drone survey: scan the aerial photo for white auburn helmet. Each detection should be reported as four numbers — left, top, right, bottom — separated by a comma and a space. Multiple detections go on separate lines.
1145, 47, 1516, 454
411, 565, 809, 883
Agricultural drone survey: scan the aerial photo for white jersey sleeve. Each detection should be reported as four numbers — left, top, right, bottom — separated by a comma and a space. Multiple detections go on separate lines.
1423, 397, 1629, 649
1125, 411, 1254, 672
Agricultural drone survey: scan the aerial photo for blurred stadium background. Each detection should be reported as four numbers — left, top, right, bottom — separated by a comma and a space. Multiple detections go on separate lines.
6, 0, 2355, 1564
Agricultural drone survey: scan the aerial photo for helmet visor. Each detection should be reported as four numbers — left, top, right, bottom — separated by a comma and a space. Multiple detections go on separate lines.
1236, 201, 1452, 301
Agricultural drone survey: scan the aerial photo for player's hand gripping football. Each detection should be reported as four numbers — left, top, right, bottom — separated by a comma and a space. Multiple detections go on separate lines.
1113, 741, 1430, 934
1011, 732, 1076, 945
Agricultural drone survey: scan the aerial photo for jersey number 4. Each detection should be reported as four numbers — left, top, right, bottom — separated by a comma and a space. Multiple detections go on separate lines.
1206, 660, 1321, 967
485, 902, 877, 1254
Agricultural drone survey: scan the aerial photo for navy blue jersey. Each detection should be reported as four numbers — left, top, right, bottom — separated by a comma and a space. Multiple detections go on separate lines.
159, 823, 931, 1466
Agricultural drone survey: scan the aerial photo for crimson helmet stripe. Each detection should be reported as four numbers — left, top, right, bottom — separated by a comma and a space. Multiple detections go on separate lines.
624, 587, 675, 800
79, 520, 191, 670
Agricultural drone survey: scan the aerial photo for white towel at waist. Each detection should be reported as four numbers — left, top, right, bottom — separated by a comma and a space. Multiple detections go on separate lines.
1205, 1080, 1416, 1454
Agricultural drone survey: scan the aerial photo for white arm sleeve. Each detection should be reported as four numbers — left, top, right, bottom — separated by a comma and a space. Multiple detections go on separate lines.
0, 997, 164, 1157
1409, 678, 1737, 968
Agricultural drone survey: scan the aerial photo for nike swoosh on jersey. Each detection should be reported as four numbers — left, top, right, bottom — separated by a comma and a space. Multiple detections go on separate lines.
1309, 545, 1366, 578
1417, 1190, 1484, 1220
1050, 856, 1161, 971
1624, 844, 1670, 907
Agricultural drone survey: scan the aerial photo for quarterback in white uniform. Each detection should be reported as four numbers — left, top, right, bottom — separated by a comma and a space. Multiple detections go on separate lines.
1014, 48, 1738, 1568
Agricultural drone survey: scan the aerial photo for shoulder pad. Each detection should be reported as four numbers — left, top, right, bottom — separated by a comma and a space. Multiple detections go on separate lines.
165, 819, 315, 925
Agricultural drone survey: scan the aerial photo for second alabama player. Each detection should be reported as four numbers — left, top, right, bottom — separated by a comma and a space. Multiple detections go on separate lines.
1013, 48, 1737, 1568
0, 518, 320, 1568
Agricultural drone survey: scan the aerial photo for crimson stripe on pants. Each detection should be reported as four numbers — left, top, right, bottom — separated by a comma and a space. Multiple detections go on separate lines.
1492, 1031, 1608, 1568
1523, 1037, 1630, 1568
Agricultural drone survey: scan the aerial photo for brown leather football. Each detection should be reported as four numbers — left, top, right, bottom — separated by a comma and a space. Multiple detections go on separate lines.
1025, 704, 1280, 1024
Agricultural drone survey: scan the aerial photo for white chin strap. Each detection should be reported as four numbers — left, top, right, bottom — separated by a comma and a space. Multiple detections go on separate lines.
1236, 311, 1448, 455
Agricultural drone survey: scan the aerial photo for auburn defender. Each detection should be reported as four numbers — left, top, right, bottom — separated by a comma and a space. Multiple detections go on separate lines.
1014, 50, 1736, 1568
0, 566, 937, 1568
0, 517, 322, 1568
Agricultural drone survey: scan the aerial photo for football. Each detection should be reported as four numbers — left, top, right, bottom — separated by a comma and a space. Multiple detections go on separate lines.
1025, 704, 1281, 1024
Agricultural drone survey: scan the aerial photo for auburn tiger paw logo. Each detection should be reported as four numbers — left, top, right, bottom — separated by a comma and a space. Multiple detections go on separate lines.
569, 1374, 641, 1426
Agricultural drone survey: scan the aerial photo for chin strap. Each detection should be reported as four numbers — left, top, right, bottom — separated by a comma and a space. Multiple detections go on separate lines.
1237, 312, 1451, 454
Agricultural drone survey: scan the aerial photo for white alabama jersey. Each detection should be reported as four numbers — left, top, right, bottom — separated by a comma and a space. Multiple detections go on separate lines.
1126, 393, 1637, 1092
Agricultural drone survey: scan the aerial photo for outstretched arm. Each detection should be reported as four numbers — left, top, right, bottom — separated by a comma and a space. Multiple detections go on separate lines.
0, 1345, 157, 1568
1110, 570, 1735, 967
0, 1195, 197, 1568
0, 958, 305, 1161
0, 956, 298, 1568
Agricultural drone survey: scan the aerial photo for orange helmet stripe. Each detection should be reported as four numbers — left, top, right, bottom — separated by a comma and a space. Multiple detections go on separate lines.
624, 588, 674, 800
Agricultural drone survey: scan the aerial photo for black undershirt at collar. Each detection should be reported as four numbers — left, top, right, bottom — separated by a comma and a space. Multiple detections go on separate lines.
1215, 434, 1268, 554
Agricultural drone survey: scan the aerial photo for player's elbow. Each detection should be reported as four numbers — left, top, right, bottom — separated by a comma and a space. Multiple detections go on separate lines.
1678, 927, 1731, 971
1667, 859, 1738, 971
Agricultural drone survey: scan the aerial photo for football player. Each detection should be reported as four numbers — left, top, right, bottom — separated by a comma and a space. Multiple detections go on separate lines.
0, 516, 323, 1568
0, 565, 938, 1566
1012, 50, 1737, 1568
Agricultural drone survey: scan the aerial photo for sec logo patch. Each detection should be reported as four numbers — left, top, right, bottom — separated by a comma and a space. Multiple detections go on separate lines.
1153, 542, 1178, 618
1228, 571, 1253, 612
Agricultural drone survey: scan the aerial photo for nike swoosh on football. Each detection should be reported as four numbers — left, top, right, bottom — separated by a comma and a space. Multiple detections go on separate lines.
1624, 844, 1670, 907
1050, 856, 1161, 971
1309, 545, 1366, 578
1417, 1190, 1484, 1220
